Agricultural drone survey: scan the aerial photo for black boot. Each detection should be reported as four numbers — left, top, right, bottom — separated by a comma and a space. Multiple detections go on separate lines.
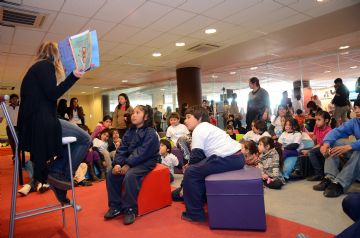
95, 160, 106, 180
87, 162, 100, 182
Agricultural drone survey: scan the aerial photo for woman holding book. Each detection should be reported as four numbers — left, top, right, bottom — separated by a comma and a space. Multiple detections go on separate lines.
17, 41, 91, 204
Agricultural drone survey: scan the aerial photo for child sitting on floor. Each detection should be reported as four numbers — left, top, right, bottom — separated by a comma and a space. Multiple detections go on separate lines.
226, 124, 236, 140
166, 112, 189, 145
159, 139, 179, 183
257, 136, 285, 189
242, 140, 259, 166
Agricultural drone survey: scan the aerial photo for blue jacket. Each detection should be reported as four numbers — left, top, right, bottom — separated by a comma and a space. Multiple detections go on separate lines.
323, 118, 360, 151
113, 127, 160, 168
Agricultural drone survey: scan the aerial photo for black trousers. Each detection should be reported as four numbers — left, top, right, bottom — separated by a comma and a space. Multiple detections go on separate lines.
6, 125, 17, 157
336, 193, 360, 238
106, 163, 155, 213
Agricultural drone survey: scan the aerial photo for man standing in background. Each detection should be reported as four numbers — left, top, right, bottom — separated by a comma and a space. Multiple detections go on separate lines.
332, 78, 350, 126
0, 94, 20, 160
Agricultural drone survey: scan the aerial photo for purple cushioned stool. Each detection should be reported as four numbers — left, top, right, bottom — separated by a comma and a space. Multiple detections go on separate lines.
205, 166, 266, 230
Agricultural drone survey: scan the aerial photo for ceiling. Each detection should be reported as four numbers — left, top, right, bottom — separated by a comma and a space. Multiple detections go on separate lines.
0, 0, 360, 96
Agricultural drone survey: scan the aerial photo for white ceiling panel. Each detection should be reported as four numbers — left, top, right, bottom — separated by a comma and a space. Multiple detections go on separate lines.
121, 1, 173, 28
150, 0, 186, 7
13, 29, 45, 46
0, 44, 11, 53
10, 44, 38, 55
202, 0, 261, 20
144, 33, 183, 48
178, 0, 224, 14
0, 26, 15, 44
148, 9, 196, 32
81, 19, 116, 38
62, 0, 106, 17
304, 0, 358, 18
124, 46, 156, 58
94, 0, 145, 23
224, 0, 282, 25
189, 21, 239, 40
101, 24, 141, 43
6, 55, 33, 66
43, 32, 68, 42
274, 0, 299, 6
5, 0, 21, 4
36, 10, 58, 32
169, 15, 216, 36
98, 41, 118, 54
110, 43, 138, 56
49, 13, 89, 34
22, 0, 64, 11
126, 28, 163, 45
242, 6, 298, 29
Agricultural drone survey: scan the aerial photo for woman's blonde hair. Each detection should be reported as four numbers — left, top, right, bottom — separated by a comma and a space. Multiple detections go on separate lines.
35, 41, 64, 79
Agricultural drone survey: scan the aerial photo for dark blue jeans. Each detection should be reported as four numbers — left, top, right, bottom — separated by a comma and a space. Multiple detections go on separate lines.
48, 119, 91, 181
308, 146, 325, 176
336, 193, 360, 238
183, 152, 245, 220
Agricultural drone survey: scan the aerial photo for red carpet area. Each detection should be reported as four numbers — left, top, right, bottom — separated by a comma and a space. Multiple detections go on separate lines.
0, 155, 333, 238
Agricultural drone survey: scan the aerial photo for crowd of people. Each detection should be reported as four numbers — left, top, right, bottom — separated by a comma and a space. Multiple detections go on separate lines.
0, 41, 359, 237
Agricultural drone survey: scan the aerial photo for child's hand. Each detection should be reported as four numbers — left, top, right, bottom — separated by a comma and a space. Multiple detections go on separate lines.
112, 165, 121, 175
120, 164, 130, 175
262, 174, 269, 180
182, 163, 189, 173
301, 150, 309, 156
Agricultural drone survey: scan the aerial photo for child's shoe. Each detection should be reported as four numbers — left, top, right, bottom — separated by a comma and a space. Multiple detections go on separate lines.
313, 178, 331, 191
18, 184, 32, 196
323, 182, 343, 197
123, 208, 136, 225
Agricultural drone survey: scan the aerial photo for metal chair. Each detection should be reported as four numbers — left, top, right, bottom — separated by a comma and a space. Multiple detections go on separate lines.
1, 95, 81, 238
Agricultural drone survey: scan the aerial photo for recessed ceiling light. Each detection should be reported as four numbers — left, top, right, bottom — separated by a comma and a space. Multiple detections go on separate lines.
93, 86, 99, 89
175, 42, 185, 47
350, 66, 358, 69
205, 28, 216, 34
211, 74, 218, 79
122, 80, 128, 83
250, 67, 258, 70
160, 88, 165, 91
324, 70, 331, 73
229, 71, 236, 75
152, 52, 161, 57
81, 92, 86, 94
317, 0, 324, 2
339, 45, 350, 50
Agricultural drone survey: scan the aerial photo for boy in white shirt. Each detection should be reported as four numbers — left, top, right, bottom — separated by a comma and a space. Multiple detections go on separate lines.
159, 139, 179, 183
166, 112, 189, 144
181, 105, 245, 222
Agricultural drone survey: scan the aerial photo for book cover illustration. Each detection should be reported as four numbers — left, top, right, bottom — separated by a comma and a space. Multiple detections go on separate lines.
59, 30, 100, 76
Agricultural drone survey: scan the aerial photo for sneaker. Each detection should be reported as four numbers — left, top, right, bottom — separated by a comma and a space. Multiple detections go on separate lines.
181, 211, 206, 222
306, 175, 323, 181
75, 180, 92, 187
18, 184, 32, 196
104, 207, 122, 220
313, 178, 331, 191
289, 170, 303, 180
47, 173, 72, 190
37, 183, 50, 193
123, 208, 136, 225
324, 182, 344, 197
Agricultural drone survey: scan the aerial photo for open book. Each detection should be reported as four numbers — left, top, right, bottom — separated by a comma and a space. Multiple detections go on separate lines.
59, 30, 100, 76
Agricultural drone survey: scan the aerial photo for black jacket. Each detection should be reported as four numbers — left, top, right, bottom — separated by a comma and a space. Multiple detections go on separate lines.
18, 60, 78, 180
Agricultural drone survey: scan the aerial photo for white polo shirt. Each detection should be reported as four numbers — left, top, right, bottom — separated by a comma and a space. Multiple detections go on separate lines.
192, 122, 241, 158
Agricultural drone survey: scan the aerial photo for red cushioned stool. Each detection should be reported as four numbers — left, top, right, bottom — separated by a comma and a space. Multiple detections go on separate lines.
137, 163, 172, 216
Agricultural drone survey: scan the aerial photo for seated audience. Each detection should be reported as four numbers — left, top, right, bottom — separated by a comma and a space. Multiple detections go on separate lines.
242, 140, 259, 166
104, 105, 159, 225
269, 104, 288, 139
91, 115, 112, 139
181, 106, 244, 222
93, 128, 112, 170
294, 109, 306, 132
159, 139, 179, 183
305, 101, 322, 132
226, 125, 236, 140
278, 118, 302, 179
257, 136, 285, 189
313, 99, 360, 197
166, 112, 189, 145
